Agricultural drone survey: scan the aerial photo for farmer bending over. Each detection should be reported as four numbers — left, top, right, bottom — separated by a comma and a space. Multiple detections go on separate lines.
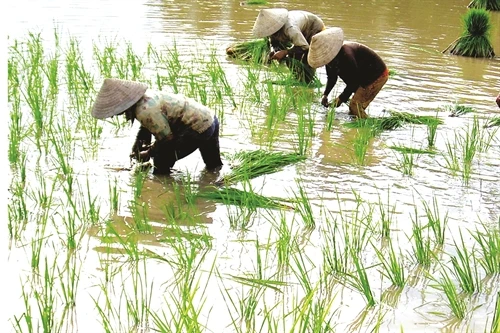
91, 78, 223, 174
252, 8, 325, 84
308, 28, 389, 118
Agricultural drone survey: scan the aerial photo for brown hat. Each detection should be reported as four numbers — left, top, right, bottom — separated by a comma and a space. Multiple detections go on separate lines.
91, 78, 148, 119
307, 27, 344, 69
252, 8, 289, 38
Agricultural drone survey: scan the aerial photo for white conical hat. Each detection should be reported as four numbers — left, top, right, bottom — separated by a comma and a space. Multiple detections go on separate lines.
307, 27, 344, 69
252, 8, 289, 38
91, 78, 148, 119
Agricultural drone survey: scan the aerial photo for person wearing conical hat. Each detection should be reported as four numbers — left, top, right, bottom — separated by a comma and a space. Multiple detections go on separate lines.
91, 78, 223, 174
308, 28, 389, 119
252, 8, 325, 83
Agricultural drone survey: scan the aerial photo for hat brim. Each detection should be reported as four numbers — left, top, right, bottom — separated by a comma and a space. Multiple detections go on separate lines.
307, 27, 344, 69
91, 78, 148, 119
252, 8, 288, 38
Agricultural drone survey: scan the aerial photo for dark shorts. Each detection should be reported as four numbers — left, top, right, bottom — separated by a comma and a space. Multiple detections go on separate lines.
152, 116, 223, 174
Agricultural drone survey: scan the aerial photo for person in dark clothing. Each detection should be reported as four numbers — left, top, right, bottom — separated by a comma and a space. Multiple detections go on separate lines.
308, 27, 389, 118
496, 92, 500, 108
252, 8, 325, 83
91, 78, 223, 175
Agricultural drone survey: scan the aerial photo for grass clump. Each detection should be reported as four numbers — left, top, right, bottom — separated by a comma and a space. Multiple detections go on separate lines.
225, 38, 270, 64
443, 9, 495, 58
220, 149, 307, 185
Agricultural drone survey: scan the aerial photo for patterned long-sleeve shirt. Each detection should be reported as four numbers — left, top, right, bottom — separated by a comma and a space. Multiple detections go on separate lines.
270, 10, 325, 56
134, 91, 215, 141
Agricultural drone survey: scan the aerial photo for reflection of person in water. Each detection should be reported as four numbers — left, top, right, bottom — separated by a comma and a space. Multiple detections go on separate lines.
91, 78, 223, 175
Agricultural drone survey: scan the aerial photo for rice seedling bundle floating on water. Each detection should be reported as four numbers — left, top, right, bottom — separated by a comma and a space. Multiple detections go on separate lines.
196, 186, 294, 210
219, 149, 307, 185
344, 110, 443, 133
484, 117, 500, 128
468, 0, 500, 11
225, 38, 271, 64
443, 9, 495, 58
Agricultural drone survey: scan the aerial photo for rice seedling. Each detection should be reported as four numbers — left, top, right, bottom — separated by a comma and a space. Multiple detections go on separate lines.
468, 0, 500, 11
484, 117, 500, 128
445, 103, 475, 117
34, 257, 58, 332
123, 261, 153, 331
430, 268, 468, 319
295, 104, 314, 156
449, 230, 481, 294
148, 41, 182, 93
225, 38, 270, 65
207, 48, 236, 110
291, 180, 315, 229
242, 66, 263, 103
13, 282, 34, 333
427, 118, 439, 148
460, 116, 481, 185
343, 247, 377, 307
443, 9, 495, 58
408, 208, 433, 268
93, 39, 119, 78
491, 292, 500, 333
220, 149, 306, 185
377, 190, 397, 238
470, 221, 500, 275
421, 197, 448, 248
352, 128, 372, 166
325, 106, 337, 132
57, 253, 81, 308
442, 133, 461, 176
394, 147, 418, 176
373, 237, 406, 288
108, 177, 120, 214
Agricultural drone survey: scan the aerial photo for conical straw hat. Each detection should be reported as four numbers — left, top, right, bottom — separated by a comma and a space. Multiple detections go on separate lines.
91, 78, 148, 119
252, 8, 289, 38
307, 27, 344, 69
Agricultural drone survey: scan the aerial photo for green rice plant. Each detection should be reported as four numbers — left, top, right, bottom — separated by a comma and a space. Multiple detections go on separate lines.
352, 128, 372, 165
460, 116, 481, 185
242, 0, 268, 5
93, 39, 119, 78
491, 292, 500, 333
449, 230, 480, 293
108, 177, 120, 214
207, 48, 236, 109
269, 210, 294, 269
343, 247, 376, 307
291, 239, 314, 294
421, 197, 448, 248
395, 149, 417, 176
148, 41, 182, 93
13, 282, 34, 333
322, 212, 349, 276
128, 200, 152, 233
31, 222, 48, 270
427, 119, 439, 148
243, 66, 262, 103
220, 149, 306, 185
470, 221, 500, 275
377, 190, 397, 238
389, 146, 438, 155
57, 253, 80, 308
442, 133, 461, 176
123, 261, 153, 330
373, 237, 406, 288
430, 268, 468, 319
105, 222, 142, 261
125, 43, 144, 81
445, 103, 475, 117
444, 9, 495, 58
225, 38, 270, 64
34, 257, 58, 332
408, 209, 433, 268
325, 106, 336, 132
295, 104, 314, 156
292, 179, 315, 229
468, 0, 500, 11
132, 167, 149, 200
484, 117, 500, 128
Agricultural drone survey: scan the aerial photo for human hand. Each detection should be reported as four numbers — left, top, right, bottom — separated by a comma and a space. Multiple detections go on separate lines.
270, 50, 288, 61
321, 95, 329, 107
138, 149, 151, 162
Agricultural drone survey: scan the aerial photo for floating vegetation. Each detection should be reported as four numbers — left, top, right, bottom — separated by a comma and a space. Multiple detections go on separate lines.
196, 186, 293, 210
445, 104, 475, 117
467, 0, 500, 11
484, 117, 500, 128
443, 9, 495, 58
240, 0, 268, 4
389, 146, 438, 155
225, 38, 270, 64
344, 110, 443, 134
220, 149, 307, 185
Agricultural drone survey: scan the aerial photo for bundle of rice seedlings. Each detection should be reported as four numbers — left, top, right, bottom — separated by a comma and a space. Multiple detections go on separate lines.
468, 0, 500, 11
225, 38, 271, 64
196, 186, 294, 210
343, 110, 443, 134
484, 117, 500, 128
219, 149, 307, 185
444, 104, 475, 117
443, 9, 495, 58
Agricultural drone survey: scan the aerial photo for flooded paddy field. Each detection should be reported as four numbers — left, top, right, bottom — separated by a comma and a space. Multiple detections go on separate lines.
5, 0, 500, 332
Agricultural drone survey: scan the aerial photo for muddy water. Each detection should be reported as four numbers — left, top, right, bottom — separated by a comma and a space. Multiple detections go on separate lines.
6, 0, 500, 332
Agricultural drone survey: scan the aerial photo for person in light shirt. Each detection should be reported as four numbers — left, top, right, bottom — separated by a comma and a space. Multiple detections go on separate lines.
91, 78, 223, 174
252, 8, 325, 83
